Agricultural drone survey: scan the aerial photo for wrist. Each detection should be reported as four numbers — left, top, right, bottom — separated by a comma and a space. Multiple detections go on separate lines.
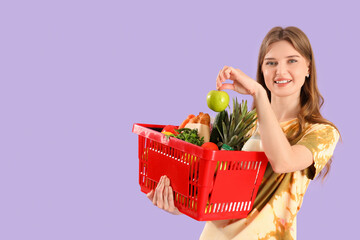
252, 83, 266, 98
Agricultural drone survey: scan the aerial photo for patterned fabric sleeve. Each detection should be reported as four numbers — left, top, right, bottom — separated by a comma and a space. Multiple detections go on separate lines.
296, 124, 340, 180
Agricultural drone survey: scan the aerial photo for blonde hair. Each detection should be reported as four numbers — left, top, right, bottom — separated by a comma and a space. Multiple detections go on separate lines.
255, 26, 341, 180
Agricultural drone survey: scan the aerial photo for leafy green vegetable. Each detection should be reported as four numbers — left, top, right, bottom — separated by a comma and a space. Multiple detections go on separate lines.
171, 128, 204, 146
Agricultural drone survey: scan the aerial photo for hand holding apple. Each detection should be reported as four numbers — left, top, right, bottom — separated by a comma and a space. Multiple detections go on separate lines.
216, 66, 261, 97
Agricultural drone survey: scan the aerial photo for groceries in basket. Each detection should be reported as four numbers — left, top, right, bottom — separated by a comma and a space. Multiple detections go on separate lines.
162, 97, 257, 152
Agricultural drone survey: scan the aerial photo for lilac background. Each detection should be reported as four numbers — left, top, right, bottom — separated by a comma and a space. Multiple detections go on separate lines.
0, 0, 359, 239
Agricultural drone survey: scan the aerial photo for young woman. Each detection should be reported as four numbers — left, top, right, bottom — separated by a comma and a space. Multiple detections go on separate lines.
147, 26, 341, 240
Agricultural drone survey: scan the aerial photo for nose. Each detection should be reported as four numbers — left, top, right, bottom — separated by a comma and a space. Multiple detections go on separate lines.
275, 62, 288, 76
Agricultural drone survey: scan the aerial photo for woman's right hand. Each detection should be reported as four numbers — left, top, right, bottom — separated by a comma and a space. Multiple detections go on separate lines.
216, 66, 262, 97
146, 175, 182, 215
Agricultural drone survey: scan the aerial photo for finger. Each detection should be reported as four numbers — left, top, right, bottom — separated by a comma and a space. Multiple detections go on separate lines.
221, 66, 231, 80
156, 176, 165, 208
219, 67, 229, 82
152, 176, 163, 205
168, 185, 175, 209
152, 187, 158, 206
219, 68, 226, 82
163, 178, 170, 210
216, 76, 222, 90
219, 83, 235, 91
217, 70, 223, 87
222, 65, 229, 72
224, 67, 233, 79
146, 189, 154, 201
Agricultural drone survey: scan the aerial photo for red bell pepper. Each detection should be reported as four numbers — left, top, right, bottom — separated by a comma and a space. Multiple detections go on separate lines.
161, 125, 179, 135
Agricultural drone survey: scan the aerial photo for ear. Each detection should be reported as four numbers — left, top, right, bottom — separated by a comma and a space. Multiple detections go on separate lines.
306, 61, 311, 76
306, 61, 311, 73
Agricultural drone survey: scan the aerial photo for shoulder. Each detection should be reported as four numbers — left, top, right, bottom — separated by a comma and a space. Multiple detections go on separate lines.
299, 122, 340, 145
304, 122, 339, 135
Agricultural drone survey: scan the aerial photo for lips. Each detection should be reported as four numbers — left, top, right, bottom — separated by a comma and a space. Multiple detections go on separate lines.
274, 79, 292, 84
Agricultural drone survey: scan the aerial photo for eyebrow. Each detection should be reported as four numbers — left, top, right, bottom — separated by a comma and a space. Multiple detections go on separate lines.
264, 55, 301, 60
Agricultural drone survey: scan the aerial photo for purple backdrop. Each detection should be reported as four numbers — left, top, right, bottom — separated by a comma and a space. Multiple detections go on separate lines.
1, 0, 358, 239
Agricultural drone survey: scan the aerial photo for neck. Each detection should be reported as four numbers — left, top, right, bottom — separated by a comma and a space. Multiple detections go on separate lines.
270, 93, 301, 122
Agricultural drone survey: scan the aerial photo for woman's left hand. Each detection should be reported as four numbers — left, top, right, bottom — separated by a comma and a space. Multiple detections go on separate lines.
146, 176, 182, 215
216, 66, 261, 96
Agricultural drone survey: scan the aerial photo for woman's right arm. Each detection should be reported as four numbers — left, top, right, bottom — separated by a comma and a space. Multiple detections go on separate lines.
217, 66, 313, 173
146, 175, 182, 215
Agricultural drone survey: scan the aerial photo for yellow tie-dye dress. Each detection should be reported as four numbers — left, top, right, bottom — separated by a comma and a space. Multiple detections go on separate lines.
199, 118, 340, 240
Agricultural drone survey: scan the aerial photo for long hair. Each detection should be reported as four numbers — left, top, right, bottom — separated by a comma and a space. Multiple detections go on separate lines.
255, 26, 341, 180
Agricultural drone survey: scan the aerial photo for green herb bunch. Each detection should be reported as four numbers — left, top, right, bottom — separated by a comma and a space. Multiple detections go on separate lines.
171, 128, 204, 146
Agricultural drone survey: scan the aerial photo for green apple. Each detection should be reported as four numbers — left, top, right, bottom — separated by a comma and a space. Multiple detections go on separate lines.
206, 90, 230, 112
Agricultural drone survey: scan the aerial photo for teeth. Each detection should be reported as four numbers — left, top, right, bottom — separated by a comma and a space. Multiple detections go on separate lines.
275, 80, 291, 84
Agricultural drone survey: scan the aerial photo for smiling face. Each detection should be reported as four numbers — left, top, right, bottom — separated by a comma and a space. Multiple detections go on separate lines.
262, 40, 309, 99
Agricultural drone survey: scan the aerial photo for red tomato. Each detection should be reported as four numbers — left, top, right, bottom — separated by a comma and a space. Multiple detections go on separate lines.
201, 142, 219, 150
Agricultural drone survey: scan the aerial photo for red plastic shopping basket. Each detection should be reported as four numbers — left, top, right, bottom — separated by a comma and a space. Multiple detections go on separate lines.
132, 123, 268, 221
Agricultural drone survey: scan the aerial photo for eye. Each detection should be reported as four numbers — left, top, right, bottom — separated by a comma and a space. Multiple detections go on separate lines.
265, 61, 277, 66
288, 59, 298, 63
